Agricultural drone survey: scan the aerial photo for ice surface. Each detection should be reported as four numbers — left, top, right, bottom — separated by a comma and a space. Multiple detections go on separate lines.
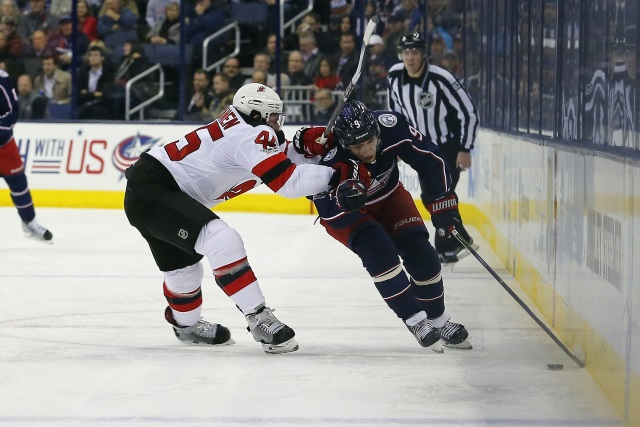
0, 208, 623, 427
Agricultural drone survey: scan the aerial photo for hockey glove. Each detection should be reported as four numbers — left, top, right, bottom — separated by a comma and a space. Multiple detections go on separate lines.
329, 160, 371, 213
426, 193, 462, 239
293, 127, 334, 158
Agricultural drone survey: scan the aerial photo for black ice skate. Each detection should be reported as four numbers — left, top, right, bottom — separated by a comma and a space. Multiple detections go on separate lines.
440, 237, 479, 265
165, 306, 233, 345
437, 320, 472, 349
22, 219, 53, 242
245, 304, 298, 354
405, 311, 441, 349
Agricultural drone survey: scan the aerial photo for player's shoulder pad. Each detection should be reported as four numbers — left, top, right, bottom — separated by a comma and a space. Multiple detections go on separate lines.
374, 110, 413, 146
374, 110, 409, 130
318, 145, 348, 167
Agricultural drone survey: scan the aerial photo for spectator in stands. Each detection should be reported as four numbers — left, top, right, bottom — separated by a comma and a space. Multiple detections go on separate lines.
0, 0, 21, 27
336, 14, 361, 49
251, 69, 267, 85
366, 33, 395, 69
1, 16, 23, 58
364, 56, 387, 109
247, 51, 290, 90
299, 31, 321, 81
47, 15, 89, 71
77, 46, 113, 119
429, 33, 446, 61
97, 0, 138, 65
392, 0, 423, 33
289, 11, 337, 56
333, 32, 359, 88
77, 0, 97, 41
314, 56, 341, 91
33, 55, 71, 104
383, 12, 407, 62
184, 68, 212, 121
146, 2, 179, 45
85, 39, 113, 71
18, 0, 59, 39
221, 57, 244, 92
107, 40, 151, 119
17, 73, 48, 119
23, 29, 48, 59
265, 32, 286, 75
185, 0, 225, 66
208, 72, 233, 119
98, 0, 139, 18
311, 87, 336, 124
287, 50, 313, 86
145, 0, 171, 29
439, 50, 462, 79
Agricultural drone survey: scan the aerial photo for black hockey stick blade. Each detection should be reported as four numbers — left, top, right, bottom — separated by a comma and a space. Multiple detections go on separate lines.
452, 230, 586, 368
320, 15, 379, 144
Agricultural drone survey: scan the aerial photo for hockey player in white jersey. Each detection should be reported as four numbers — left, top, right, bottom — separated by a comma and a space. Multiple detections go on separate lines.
124, 83, 368, 354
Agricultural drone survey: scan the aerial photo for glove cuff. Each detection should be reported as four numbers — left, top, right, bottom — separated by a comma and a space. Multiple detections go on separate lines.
426, 193, 458, 214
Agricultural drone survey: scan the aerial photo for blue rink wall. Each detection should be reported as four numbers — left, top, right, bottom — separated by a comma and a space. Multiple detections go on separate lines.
1, 122, 639, 424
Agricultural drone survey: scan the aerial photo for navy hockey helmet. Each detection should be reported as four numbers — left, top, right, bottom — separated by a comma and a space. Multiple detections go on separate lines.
397, 32, 427, 52
333, 101, 380, 151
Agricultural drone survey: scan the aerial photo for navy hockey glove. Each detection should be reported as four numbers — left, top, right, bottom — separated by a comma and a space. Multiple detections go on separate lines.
426, 193, 462, 238
329, 160, 370, 213
293, 127, 334, 158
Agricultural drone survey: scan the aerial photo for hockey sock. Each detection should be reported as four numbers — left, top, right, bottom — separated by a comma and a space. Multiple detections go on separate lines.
213, 257, 264, 314
352, 226, 422, 319
4, 173, 35, 222
194, 219, 265, 314
163, 263, 204, 326
394, 232, 445, 318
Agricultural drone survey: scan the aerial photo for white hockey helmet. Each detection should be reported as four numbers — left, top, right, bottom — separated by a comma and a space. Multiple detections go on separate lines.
233, 83, 285, 127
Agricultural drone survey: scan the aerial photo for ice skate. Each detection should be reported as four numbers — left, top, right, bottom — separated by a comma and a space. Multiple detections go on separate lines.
437, 320, 472, 349
405, 311, 441, 349
22, 219, 53, 243
245, 305, 298, 354
165, 306, 233, 345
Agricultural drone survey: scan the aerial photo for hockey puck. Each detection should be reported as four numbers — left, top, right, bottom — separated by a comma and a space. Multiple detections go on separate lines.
546, 363, 564, 371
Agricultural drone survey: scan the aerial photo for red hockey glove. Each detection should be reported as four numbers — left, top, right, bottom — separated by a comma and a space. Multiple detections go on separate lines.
426, 193, 462, 239
329, 160, 371, 213
293, 127, 335, 158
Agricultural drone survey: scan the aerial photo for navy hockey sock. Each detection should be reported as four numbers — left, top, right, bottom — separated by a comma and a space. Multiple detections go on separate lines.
4, 172, 35, 222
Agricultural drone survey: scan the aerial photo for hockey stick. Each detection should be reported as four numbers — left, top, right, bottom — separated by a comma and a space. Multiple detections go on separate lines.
452, 230, 586, 368
319, 15, 379, 145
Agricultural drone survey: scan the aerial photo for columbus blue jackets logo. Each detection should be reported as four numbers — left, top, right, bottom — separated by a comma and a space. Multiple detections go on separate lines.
419, 92, 434, 108
378, 114, 397, 127
112, 132, 161, 173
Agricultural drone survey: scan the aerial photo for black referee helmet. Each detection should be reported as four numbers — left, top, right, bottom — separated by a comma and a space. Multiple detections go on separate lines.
398, 32, 426, 51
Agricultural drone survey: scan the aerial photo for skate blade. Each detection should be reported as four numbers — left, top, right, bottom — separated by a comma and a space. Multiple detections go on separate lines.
430, 340, 444, 353
180, 337, 235, 345
442, 339, 472, 350
262, 337, 299, 354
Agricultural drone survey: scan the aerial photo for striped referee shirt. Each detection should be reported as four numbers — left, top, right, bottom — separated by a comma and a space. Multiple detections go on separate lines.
387, 62, 479, 151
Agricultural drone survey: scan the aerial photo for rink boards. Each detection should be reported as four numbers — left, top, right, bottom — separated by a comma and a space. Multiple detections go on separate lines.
0, 121, 638, 424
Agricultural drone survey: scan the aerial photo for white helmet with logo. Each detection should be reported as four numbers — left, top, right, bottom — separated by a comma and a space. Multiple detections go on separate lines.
233, 83, 285, 127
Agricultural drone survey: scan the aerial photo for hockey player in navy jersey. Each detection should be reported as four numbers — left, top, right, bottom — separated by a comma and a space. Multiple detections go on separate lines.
291, 100, 471, 349
124, 83, 367, 354
0, 70, 53, 242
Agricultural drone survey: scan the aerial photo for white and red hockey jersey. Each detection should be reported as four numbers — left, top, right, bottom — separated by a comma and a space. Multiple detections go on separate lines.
147, 106, 334, 208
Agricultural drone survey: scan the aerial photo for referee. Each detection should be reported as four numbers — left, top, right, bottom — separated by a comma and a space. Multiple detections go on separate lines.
387, 32, 479, 265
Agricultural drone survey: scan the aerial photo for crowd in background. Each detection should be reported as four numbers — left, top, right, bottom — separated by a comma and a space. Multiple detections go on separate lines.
0, 0, 466, 122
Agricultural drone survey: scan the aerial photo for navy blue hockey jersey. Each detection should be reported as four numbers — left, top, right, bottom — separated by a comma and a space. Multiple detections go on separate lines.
314, 110, 452, 227
0, 70, 19, 146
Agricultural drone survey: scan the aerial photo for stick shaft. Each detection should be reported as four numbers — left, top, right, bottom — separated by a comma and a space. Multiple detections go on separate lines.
320, 15, 379, 143
452, 230, 585, 368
